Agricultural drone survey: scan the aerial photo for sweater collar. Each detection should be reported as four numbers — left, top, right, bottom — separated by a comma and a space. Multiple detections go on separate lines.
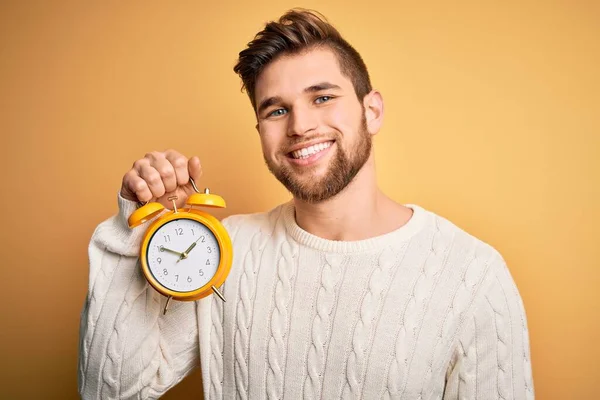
281, 201, 430, 253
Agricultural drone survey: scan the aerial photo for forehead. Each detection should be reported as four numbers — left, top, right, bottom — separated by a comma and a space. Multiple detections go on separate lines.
254, 47, 351, 101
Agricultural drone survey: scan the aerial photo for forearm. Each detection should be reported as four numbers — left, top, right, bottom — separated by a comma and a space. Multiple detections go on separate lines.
78, 193, 199, 399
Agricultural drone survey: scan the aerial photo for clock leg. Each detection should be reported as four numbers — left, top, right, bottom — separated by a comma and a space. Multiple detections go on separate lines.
163, 295, 173, 315
212, 286, 226, 302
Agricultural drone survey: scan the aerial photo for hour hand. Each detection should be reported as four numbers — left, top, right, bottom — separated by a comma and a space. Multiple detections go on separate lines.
160, 246, 183, 257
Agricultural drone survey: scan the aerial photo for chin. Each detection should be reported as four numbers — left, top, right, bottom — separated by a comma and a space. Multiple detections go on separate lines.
290, 164, 331, 185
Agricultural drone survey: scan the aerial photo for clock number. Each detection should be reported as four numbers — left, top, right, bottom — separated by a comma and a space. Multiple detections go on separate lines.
164, 235, 171, 242
157, 257, 162, 264
187, 276, 192, 283
191, 228, 195, 236
163, 268, 168, 275
199, 269, 204, 276
200, 235, 205, 243
175, 275, 179, 282
207, 246, 212, 253
159, 245, 165, 252
205, 259, 210, 266
175, 227, 183, 236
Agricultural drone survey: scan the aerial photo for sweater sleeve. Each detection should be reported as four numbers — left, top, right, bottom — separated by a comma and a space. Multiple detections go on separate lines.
78, 192, 199, 399
443, 255, 534, 400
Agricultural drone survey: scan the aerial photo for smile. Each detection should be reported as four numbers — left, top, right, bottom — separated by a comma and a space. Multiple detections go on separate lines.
288, 141, 334, 159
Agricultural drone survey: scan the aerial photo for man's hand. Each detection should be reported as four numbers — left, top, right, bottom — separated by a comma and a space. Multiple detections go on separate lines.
120, 149, 202, 210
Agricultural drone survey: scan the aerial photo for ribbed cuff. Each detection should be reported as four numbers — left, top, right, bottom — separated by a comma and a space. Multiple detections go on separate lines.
95, 191, 162, 257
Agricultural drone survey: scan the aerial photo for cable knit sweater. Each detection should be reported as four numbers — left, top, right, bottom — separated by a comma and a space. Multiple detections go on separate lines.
78, 193, 534, 399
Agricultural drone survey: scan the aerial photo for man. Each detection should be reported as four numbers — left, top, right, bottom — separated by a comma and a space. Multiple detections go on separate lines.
78, 8, 534, 399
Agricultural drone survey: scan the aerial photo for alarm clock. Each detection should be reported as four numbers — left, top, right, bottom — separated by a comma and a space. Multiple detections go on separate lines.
127, 178, 232, 314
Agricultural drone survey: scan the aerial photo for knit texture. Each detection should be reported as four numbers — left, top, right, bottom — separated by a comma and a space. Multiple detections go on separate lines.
78, 193, 534, 399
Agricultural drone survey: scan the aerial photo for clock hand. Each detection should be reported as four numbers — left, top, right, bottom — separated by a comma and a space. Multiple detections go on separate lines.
160, 246, 184, 257
176, 241, 197, 263
183, 241, 197, 255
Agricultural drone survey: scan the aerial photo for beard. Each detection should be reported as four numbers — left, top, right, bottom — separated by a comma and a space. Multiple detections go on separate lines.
264, 116, 372, 204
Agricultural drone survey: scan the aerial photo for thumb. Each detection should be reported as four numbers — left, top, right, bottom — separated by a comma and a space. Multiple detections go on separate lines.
188, 156, 203, 184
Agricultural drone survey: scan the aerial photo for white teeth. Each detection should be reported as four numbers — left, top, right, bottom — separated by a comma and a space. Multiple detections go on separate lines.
291, 141, 333, 159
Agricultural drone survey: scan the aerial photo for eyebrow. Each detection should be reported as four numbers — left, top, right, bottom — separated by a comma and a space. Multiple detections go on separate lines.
257, 96, 283, 115
257, 82, 342, 115
304, 82, 341, 93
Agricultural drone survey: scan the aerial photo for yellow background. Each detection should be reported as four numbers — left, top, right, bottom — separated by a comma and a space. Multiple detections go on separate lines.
1, 1, 598, 399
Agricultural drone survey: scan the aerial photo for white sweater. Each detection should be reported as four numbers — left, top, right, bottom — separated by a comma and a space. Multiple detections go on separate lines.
78, 193, 534, 399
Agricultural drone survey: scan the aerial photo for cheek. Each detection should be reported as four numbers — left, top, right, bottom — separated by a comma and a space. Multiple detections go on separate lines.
325, 101, 363, 135
259, 128, 284, 158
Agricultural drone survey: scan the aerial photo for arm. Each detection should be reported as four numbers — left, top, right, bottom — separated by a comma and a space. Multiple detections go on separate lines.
444, 256, 534, 400
78, 192, 199, 399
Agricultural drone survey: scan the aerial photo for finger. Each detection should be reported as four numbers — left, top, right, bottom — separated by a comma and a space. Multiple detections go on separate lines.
132, 157, 150, 174
165, 151, 189, 187
138, 164, 166, 199
188, 156, 203, 183
151, 156, 178, 193
121, 169, 150, 202
127, 172, 153, 202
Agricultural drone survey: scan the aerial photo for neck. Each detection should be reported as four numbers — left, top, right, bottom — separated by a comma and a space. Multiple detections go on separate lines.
292, 156, 413, 241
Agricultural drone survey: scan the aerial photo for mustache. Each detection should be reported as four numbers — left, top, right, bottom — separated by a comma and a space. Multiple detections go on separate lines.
282, 135, 337, 153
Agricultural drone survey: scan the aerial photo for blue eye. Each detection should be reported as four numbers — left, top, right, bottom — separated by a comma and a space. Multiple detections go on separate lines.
269, 108, 287, 117
315, 96, 332, 104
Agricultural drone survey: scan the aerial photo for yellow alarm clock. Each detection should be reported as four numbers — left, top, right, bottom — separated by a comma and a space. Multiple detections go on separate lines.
127, 178, 232, 314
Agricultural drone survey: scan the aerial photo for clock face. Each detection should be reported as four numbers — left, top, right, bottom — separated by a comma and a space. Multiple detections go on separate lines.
146, 218, 221, 292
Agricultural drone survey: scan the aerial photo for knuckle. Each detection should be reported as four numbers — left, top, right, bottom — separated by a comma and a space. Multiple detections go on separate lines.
157, 166, 174, 178
147, 172, 162, 185
172, 156, 187, 168
145, 150, 162, 160
133, 180, 147, 192
132, 159, 146, 170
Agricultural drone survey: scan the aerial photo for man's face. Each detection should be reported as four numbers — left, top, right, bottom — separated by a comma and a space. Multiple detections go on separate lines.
254, 47, 373, 204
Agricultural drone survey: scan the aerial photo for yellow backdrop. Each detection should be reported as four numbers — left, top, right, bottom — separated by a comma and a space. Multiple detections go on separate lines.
1, 1, 598, 399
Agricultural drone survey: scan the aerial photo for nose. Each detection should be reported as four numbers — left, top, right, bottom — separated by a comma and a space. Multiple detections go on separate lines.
287, 105, 318, 137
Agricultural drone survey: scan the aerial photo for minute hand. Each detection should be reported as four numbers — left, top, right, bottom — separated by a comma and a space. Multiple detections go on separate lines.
177, 242, 197, 262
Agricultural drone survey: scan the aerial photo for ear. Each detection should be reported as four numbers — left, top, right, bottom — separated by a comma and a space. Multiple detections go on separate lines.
363, 90, 384, 135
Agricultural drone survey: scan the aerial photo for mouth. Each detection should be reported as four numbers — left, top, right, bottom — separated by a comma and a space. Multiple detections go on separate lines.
286, 140, 335, 160
284, 140, 336, 167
